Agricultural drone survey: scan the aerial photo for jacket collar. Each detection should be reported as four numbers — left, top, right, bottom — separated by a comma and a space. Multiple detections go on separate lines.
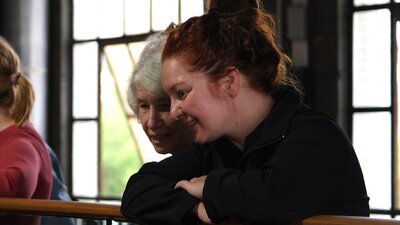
206, 86, 305, 154
243, 86, 305, 152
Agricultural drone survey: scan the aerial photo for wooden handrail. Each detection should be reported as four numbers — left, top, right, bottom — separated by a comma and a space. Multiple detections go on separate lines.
0, 197, 126, 221
219, 215, 400, 225
0, 198, 400, 225
296, 215, 400, 225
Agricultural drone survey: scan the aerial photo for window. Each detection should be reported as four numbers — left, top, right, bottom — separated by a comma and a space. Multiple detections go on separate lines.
71, 0, 204, 200
352, 0, 399, 218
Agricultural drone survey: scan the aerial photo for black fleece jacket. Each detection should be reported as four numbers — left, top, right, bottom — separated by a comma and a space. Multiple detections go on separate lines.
121, 87, 370, 225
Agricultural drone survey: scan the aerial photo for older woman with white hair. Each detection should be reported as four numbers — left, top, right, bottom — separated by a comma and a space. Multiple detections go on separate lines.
127, 32, 193, 154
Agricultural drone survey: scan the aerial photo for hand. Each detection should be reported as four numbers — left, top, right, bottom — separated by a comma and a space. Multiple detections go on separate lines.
175, 175, 207, 199
194, 202, 213, 224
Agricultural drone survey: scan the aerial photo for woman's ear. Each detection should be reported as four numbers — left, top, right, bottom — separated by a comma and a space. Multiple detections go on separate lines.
218, 68, 240, 97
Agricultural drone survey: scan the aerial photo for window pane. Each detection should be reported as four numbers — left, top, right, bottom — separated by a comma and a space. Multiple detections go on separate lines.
353, 112, 392, 210
125, 0, 151, 35
398, 149, 400, 209
353, 9, 391, 108
73, 0, 98, 40
129, 41, 147, 66
371, 214, 393, 219
152, 0, 179, 31
181, 0, 204, 22
104, 44, 134, 112
73, 42, 99, 118
73, 121, 98, 197
100, 61, 142, 198
397, 21, 400, 210
354, 0, 390, 6
98, 0, 124, 38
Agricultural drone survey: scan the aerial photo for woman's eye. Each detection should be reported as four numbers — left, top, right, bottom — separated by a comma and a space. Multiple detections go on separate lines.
176, 90, 187, 99
138, 103, 149, 110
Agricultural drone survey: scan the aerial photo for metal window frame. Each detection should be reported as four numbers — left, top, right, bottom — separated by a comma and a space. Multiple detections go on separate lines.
351, 0, 400, 217
69, 0, 206, 201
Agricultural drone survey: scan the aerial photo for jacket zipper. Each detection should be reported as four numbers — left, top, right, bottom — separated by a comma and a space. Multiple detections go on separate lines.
239, 134, 286, 165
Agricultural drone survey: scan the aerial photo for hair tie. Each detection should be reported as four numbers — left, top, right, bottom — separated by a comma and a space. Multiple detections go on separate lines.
165, 22, 177, 32
10, 72, 21, 85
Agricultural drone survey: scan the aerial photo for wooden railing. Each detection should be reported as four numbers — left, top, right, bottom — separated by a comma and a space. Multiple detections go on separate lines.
292, 215, 400, 225
0, 197, 399, 225
0, 197, 126, 224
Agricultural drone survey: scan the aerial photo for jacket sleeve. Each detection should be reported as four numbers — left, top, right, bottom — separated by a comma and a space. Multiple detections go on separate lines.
203, 116, 362, 224
121, 144, 206, 225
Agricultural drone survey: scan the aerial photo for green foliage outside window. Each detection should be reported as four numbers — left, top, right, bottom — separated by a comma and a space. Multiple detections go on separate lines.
100, 65, 142, 198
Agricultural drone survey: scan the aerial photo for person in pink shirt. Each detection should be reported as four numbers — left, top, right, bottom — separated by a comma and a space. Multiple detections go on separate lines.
0, 36, 52, 225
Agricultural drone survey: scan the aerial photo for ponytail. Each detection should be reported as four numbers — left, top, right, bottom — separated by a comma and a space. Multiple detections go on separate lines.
0, 36, 35, 127
11, 74, 35, 126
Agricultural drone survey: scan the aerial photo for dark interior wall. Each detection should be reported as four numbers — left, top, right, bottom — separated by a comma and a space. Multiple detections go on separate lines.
273, 0, 351, 132
308, 0, 340, 116
47, 0, 73, 187
308, 0, 339, 117
307, 0, 352, 131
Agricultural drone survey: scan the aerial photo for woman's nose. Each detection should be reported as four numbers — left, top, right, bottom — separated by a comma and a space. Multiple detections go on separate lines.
170, 100, 183, 120
147, 109, 163, 128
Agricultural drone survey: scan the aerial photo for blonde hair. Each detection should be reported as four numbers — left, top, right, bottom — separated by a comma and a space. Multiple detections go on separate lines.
0, 36, 35, 127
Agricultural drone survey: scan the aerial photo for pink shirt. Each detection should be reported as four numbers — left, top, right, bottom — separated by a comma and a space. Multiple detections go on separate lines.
0, 123, 52, 199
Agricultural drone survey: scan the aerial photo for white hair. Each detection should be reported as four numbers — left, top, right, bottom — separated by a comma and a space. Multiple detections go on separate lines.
127, 32, 168, 116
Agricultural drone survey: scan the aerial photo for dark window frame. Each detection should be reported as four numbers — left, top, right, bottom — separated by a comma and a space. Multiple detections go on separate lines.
351, 0, 400, 217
